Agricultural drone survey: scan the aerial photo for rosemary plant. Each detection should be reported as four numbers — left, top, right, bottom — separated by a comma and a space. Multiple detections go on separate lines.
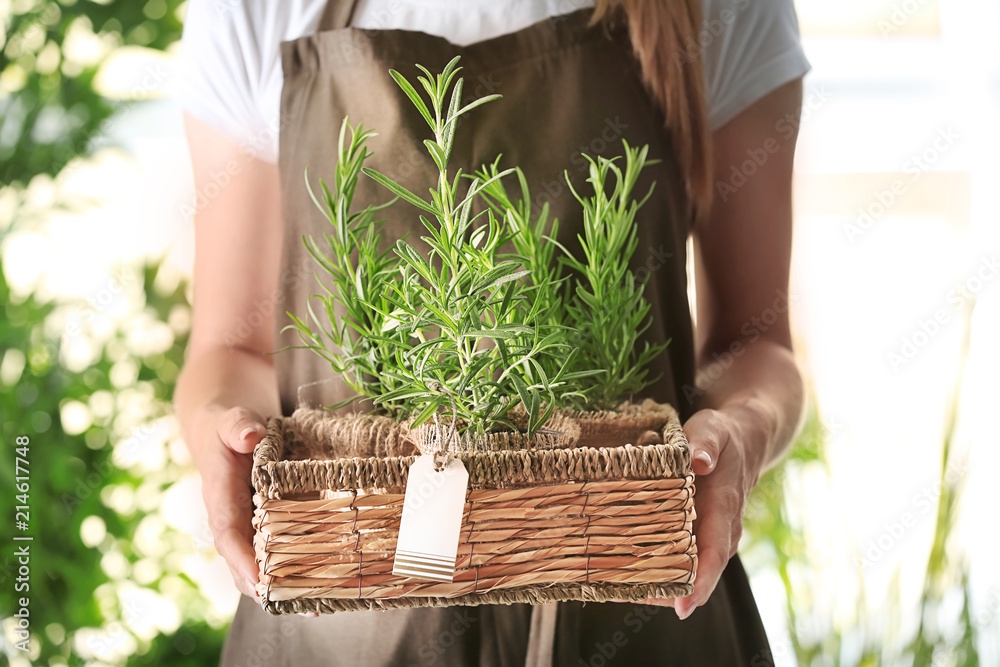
557, 141, 669, 410
477, 144, 667, 411
284, 119, 412, 415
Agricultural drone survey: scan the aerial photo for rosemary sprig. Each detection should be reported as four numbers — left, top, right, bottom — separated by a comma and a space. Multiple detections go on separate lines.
474, 159, 600, 409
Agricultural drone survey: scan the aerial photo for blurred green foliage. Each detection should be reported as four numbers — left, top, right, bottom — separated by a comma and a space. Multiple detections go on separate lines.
1, 0, 228, 664
0, 256, 227, 665
1, 0, 185, 186
743, 327, 981, 667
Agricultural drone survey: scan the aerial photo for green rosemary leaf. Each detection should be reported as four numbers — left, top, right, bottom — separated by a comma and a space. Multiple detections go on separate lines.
455, 94, 502, 119
409, 397, 445, 430
325, 394, 365, 410
509, 374, 532, 421
438, 56, 463, 98
362, 167, 435, 212
470, 260, 527, 293
388, 69, 435, 129
461, 323, 533, 340
393, 240, 435, 283
527, 387, 540, 433
423, 140, 447, 173
375, 388, 432, 405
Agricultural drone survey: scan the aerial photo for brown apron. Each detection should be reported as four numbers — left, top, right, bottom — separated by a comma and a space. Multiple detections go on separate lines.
221, 2, 772, 665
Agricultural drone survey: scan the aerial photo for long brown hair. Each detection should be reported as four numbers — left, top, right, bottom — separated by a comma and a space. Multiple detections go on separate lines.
592, 0, 712, 222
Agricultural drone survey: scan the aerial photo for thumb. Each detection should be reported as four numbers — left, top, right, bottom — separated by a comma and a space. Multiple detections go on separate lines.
682, 409, 727, 476
218, 406, 268, 455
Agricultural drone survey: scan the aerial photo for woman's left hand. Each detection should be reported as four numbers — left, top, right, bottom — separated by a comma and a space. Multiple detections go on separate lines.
634, 403, 770, 619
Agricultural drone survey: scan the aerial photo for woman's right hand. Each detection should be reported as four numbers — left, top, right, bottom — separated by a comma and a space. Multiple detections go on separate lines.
192, 405, 268, 601
176, 113, 284, 602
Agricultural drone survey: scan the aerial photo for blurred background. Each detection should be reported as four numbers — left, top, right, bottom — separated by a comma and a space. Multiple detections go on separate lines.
1, 0, 997, 665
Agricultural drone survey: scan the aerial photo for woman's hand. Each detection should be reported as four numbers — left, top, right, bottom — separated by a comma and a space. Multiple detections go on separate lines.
673, 405, 768, 618
630, 403, 769, 618
190, 405, 269, 601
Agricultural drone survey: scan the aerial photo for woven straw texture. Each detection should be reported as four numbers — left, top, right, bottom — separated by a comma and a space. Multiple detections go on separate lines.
252, 401, 697, 614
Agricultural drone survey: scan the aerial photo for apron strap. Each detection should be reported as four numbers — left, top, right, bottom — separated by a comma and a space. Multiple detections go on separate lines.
524, 603, 558, 667
318, 0, 361, 32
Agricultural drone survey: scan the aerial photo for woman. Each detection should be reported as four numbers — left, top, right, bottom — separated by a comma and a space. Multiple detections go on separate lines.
174, 0, 809, 664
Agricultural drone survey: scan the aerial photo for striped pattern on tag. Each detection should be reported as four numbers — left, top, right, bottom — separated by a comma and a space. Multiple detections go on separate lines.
393, 549, 456, 582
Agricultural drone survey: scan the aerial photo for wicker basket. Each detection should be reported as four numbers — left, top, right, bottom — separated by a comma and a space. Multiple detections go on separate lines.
251, 401, 697, 614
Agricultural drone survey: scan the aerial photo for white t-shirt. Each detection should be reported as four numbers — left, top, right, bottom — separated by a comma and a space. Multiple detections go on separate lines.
179, 0, 810, 163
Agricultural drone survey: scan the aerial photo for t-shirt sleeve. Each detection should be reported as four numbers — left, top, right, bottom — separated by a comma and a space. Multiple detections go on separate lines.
177, 0, 276, 161
701, 0, 811, 131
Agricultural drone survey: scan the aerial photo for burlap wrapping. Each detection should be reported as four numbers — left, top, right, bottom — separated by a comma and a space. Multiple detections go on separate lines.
280, 408, 585, 461
278, 399, 675, 462
404, 410, 582, 455
556, 398, 678, 450
284, 409, 419, 460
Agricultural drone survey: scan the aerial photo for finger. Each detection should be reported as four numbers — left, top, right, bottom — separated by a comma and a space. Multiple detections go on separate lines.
674, 485, 739, 619
207, 507, 256, 588
683, 410, 730, 476
214, 525, 260, 600
218, 406, 268, 455
204, 457, 259, 599
675, 543, 727, 620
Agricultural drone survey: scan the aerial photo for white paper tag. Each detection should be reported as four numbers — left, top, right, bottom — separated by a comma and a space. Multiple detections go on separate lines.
392, 454, 469, 582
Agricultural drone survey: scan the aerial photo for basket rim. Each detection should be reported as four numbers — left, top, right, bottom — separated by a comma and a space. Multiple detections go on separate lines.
252, 411, 691, 500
